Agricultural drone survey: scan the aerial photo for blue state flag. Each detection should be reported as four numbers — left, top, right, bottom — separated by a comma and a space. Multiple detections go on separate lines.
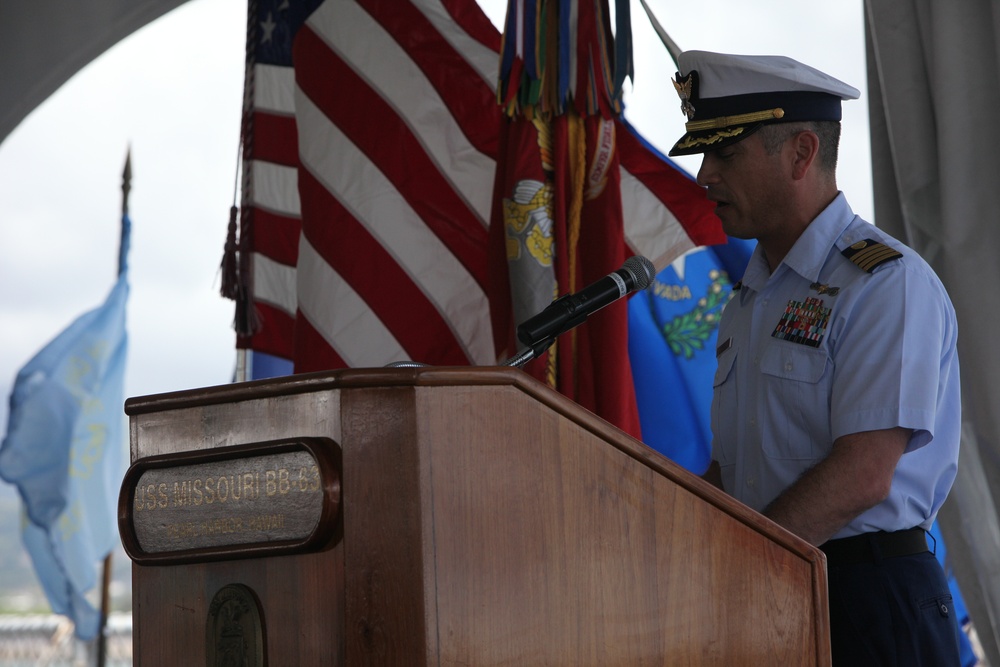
628, 238, 754, 474
0, 214, 130, 640
248, 350, 293, 380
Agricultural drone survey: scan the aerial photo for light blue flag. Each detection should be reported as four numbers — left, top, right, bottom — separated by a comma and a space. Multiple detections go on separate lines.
628, 238, 754, 474
0, 214, 130, 640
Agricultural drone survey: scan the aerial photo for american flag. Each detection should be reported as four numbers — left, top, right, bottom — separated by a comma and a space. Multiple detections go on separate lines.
227, 0, 721, 426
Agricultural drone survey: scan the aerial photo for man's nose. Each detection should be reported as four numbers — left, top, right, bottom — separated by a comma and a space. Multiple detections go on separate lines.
696, 156, 717, 187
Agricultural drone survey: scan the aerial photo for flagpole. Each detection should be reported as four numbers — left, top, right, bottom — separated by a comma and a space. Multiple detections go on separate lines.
96, 553, 112, 666
95, 149, 130, 667
119, 149, 131, 277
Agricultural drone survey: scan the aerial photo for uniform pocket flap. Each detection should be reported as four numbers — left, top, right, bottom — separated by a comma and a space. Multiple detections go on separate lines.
714, 346, 737, 388
760, 343, 829, 384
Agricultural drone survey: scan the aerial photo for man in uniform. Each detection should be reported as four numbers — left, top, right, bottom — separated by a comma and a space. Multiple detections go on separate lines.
669, 51, 962, 664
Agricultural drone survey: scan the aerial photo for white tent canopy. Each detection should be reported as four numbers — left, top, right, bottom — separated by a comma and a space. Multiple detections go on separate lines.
0, 0, 188, 147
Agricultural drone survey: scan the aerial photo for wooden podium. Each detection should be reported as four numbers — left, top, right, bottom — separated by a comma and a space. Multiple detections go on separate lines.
120, 367, 830, 666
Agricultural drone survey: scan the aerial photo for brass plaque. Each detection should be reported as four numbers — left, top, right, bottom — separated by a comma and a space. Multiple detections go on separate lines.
120, 438, 340, 563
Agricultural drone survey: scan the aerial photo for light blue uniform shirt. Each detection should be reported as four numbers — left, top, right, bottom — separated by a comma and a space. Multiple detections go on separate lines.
710, 193, 960, 539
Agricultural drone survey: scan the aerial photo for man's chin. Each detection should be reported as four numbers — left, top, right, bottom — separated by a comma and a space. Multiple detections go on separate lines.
717, 211, 750, 239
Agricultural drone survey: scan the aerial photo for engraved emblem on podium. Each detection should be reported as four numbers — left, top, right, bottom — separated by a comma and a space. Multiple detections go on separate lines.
207, 584, 265, 667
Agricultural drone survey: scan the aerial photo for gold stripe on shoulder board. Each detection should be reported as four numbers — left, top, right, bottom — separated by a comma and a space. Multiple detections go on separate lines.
842, 239, 902, 273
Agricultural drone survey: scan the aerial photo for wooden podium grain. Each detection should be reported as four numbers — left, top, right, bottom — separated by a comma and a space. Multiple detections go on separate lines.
123, 367, 830, 665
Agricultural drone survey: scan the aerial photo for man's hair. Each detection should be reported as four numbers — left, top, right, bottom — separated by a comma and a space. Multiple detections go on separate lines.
757, 121, 841, 172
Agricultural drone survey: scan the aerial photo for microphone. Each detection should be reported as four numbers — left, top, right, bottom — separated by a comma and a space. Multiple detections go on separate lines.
516, 255, 656, 348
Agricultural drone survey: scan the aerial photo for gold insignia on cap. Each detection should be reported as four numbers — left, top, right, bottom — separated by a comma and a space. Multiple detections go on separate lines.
685, 108, 786, 132
675, 127, 746, 150
672, 72, 696, 120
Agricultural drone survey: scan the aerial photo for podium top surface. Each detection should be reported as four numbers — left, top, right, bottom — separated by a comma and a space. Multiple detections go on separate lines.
126, 366, 567, 416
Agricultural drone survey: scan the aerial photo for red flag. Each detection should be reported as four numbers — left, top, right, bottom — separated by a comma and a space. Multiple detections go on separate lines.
226, 0, 722, 434
489, 1, 720, 436
489, 111, 642, 434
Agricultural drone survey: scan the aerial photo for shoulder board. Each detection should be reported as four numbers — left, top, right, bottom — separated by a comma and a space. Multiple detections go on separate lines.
841, 239, 903, 273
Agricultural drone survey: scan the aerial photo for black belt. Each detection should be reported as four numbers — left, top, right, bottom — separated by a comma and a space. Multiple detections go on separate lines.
820, 528, 929, 567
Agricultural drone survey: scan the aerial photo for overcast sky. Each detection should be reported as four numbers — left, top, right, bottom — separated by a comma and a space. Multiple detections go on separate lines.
0, 0, 872, 430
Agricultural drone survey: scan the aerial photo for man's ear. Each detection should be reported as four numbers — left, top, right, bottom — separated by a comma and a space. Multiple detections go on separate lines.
789, 130, 820, 180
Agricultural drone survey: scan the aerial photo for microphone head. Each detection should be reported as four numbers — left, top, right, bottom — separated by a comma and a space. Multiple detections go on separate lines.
622, 255, 656, 291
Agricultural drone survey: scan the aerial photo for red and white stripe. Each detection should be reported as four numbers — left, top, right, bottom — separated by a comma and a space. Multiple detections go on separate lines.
240, 0, 720, 371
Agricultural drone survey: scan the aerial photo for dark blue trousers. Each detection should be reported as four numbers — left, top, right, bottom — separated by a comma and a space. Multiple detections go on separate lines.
827, 550, 962, 666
